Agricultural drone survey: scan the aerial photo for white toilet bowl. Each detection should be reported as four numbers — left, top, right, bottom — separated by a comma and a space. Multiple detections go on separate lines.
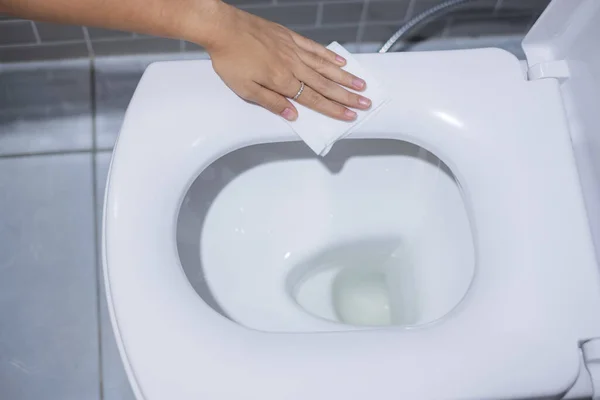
103, 0, 600, 398
182, 140, 475, 332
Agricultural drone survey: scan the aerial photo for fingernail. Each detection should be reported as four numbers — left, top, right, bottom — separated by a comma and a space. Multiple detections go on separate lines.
281, 108, 296, 121
344, 109, 357, 120
353, 78, 366, 90
335, 55, 346, 65
358, 96, 371, 108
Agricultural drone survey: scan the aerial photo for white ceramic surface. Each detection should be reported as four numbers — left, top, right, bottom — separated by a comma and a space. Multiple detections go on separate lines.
104, 48, 600, 400
194, 141, 474, 332
103, 1, 600, 397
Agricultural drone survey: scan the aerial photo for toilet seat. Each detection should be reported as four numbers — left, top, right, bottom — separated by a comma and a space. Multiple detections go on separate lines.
104, 3, 600, 398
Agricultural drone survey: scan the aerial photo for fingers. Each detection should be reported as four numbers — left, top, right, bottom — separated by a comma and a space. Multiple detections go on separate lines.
259, 72, 359, 121
299, 49, 366, 92
256, 68, 367, 121
256, 72, 356, 122
294, 84, 357, 121
245, 83, 298, 121
296, 65, 371, 111
291, 33, 347, 67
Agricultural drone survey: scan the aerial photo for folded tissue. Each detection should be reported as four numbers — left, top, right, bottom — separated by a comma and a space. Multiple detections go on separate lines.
285, 41, 390, 156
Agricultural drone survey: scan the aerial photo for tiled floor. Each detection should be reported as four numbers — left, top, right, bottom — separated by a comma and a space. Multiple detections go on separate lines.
0, 34, 528, 400
0, 153, 99, 400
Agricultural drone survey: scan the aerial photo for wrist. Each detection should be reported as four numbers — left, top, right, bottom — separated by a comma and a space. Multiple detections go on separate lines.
182, 0, 233, 51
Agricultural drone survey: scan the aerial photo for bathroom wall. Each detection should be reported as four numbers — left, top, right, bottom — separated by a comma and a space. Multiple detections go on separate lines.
0, 0, 549, 62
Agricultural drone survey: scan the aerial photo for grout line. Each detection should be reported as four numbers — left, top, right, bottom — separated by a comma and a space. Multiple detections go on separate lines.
95, 148, 114, 154
405, 0, 417, 21
315, 3, 324, 27
241, 0, 362, 9
0, 18, 27, 24
492, 0, 503, 16
30, 21, 41, 44
495, 0, 504, 13
355, 0, 370, 44
0, 39, 86, 49
0, 31, 166, 51
0, 149, 94, 159
82, 27, 96, 58
89, 59, 105, 400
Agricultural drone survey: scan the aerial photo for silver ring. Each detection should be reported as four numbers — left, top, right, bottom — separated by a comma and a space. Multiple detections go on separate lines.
292, 81, 305, 100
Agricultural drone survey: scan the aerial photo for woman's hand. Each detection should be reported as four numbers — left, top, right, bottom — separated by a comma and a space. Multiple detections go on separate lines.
205, 3, 372, 121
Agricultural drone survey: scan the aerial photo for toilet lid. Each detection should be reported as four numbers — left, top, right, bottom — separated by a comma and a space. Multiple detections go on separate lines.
103, 37, 600, 400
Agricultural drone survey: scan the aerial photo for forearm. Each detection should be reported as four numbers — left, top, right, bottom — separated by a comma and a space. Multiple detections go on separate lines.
0, 0, 225, 47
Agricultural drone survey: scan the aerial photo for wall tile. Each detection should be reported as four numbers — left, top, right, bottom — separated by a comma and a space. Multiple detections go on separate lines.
322, 2, 364, 25
446, 14, 532, 37
244, 4, 318, 27
93, 63, 144, 149
91, 37, 180, 56
0, 20, 36, 45
0, 64, 93, 154
224, 0, 271, 5
1, 67, 90, 108
35, 22, 85, 42
184, 41, 205, 52
497, 0, 551, 15
87, 27, 133, 41
0, 42, 89, 62
362, 18, 448, 44
365, 0, 411, 23
296, 26, 359, 44
278, 0, 350, 3
0, 0, 550, 63
410, 0, 498, 17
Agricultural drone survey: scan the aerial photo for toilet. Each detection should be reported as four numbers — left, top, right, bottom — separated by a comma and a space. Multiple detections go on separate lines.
102, 0, 600, 399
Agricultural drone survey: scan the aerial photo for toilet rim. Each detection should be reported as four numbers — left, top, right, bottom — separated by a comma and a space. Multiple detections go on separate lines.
102, 54, 584, 399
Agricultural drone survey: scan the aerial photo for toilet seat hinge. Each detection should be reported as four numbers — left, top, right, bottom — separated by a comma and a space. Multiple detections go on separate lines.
527, 60, 570, 82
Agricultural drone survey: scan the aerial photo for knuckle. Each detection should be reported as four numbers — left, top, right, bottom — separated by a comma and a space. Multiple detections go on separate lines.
305, 91, 322, 108
333, 105, 348, 118
271, 98, 287, 111
237, 86, 254, 100
313, 76, 332, 93
347, 91, 360, 105
271, 71, 294, 88
315, 56, 327, 68
341, 71, 355, 85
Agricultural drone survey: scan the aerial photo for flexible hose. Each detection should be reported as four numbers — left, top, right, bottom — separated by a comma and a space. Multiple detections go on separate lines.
378, 0, 479, 53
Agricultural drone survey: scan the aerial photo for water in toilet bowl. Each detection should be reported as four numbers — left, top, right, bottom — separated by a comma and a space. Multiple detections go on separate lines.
290, 229, 460, 328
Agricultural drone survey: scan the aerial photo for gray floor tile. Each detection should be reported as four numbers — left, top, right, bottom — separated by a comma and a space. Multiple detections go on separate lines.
0, 153, 100, 400
0, 64, 93, 155
95, 151, 136, 400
